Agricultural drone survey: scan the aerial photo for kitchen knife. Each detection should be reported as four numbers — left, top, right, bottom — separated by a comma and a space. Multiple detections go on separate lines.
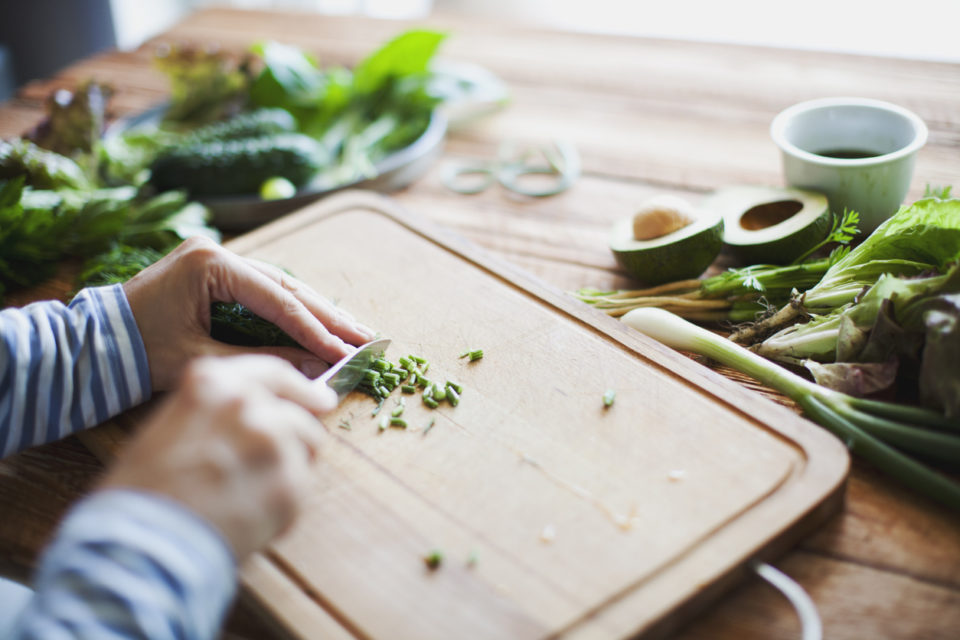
316, 338, 391, 402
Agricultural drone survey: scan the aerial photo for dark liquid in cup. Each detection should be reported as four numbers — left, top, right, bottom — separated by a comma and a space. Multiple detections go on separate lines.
815, 148, 880, 159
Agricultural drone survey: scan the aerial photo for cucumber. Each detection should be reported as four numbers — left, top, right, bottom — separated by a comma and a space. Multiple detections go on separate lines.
150, 133, 324, 196
182, 108, 297, 144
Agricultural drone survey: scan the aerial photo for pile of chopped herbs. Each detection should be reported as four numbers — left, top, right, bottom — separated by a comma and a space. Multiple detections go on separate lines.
359, 354, 467, 431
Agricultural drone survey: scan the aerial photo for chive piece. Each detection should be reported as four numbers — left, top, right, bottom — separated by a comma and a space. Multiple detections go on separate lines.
411, 355, 427, 365
446, 387, 460, 407
383, 372, 401, 386
409, 372, 419, 385
398, 357, 413, 370
391, 403, 405, 418
603, 389, 616, 408
468, 349, 484, 362
431, 385, 447, 403
417, 376, 431, 389
401, 384, 416, 394
394, 367, 409, 380
423, 396, 439, 409
371, 398, 385, 416
421, 362, 430, 374
377, 385, 390, 398
378, 414, 389, 431
372, 358, 391, 373
390, 417, 408, 429
424, 550, 443, 570
423, 417, 436, 436
446, 381, 463, 394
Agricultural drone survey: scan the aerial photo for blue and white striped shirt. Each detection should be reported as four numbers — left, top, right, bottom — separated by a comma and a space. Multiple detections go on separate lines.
2, 285, 237, 639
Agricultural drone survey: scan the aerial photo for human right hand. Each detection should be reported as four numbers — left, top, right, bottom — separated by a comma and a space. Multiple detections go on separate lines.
100, 354, 335, 561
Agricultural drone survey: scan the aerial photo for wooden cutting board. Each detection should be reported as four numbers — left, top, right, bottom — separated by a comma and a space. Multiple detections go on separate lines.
82, 190, 848, 639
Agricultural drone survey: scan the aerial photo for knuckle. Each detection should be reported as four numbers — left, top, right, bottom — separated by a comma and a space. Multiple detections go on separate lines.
179, 236, 224, 268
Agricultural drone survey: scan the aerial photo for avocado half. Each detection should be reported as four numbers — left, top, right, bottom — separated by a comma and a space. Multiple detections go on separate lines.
702, 185, 831, 265
609, 206, 724, 285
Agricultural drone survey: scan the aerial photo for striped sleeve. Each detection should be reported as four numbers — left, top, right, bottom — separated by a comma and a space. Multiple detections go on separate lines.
0, 284, 151, 458
10, 489, 237, 640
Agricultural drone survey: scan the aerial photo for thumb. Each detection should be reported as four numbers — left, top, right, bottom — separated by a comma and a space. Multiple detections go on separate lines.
202, 340, 332, 379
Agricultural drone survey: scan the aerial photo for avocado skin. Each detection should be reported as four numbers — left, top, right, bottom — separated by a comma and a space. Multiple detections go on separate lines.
611, 218, 724, 285
725, 209, 831, 265
150, 133, 322, 196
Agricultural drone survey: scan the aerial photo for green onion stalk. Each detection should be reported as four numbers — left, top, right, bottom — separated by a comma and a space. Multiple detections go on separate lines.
574, 257, 834, 323
622, 307, 960, 511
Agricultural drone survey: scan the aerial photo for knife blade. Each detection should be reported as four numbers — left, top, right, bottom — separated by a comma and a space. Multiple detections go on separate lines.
316, 338, 391, 401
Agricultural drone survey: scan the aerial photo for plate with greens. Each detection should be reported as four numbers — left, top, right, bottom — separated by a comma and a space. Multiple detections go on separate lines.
102, 31, 456, 230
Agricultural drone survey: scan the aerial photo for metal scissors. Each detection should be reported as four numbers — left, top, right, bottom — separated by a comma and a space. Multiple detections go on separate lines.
442, 140, 581, 197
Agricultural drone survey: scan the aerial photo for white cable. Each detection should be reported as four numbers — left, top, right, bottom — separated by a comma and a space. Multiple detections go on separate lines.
751, 561, 823, 640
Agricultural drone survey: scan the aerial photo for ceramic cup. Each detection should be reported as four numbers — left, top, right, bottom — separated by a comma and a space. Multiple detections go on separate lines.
770, 97, 928, 234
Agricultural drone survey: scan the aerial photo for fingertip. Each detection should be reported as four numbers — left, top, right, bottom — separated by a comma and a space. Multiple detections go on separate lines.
355, 323, 377, 342
315, 384, 339, 415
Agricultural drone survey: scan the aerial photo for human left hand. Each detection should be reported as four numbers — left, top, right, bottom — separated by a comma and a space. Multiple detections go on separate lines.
123, 236, 375, 391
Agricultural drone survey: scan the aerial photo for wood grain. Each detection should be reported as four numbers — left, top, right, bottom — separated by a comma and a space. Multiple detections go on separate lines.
0, 7, 958, 640
212, 192, 846, 638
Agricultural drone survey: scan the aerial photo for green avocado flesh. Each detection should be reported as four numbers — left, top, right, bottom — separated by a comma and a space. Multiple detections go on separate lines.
702, 186, 831, 265
609, 212, 724, 284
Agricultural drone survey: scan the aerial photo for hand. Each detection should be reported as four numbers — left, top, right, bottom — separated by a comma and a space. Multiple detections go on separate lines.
100, 355, 336, 560
123, 236, 375, 391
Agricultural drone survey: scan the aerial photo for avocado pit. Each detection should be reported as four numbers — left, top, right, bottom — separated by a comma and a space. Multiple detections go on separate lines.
632, 195, 697, 240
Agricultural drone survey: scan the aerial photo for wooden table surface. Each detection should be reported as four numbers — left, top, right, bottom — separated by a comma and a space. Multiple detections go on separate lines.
1, 8, 958, 639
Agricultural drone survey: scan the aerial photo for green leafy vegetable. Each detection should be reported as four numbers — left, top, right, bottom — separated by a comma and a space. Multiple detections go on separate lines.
790, 208, 860, 265
27, 80, 111, 163
0, 139, 92, 190
153, 43, 253, 126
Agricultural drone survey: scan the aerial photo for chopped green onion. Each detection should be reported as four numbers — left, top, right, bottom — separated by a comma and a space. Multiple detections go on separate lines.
378, 414, 389, 432
390, 417, 408, 429
423, 396, 439, 409
423, 417, 436, 436
446, 387, 460, 407
460, 349, 484, 362
446, 381, 464, 394
603, 389, 616, 408
371, 398, 385, 417
423, 550, 443, 570
401, 384, 416, 394
372, 358, 392, 373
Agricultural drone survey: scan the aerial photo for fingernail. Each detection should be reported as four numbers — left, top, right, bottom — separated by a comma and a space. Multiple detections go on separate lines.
357, 323, 377, 340
300, 358, 329, 379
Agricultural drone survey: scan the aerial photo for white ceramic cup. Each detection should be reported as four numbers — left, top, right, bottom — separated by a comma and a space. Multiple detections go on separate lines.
770, 97, 928, 234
